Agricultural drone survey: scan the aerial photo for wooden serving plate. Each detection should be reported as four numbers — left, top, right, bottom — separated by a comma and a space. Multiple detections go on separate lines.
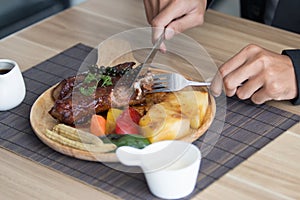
29, 86, 118, 162
30, 85, 215, 162
30, 45, 215, 162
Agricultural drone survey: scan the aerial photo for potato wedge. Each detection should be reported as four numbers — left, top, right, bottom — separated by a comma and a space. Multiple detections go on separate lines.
139, 90, 209, 143
168, 91, 209, 129
139, 103, 190, 143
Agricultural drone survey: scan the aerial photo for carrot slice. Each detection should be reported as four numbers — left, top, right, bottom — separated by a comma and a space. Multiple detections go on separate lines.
90, 114, 106, 136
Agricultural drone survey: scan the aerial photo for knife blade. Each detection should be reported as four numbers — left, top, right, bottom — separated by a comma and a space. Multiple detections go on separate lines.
128, 31, 165, 85
112, 31, 165, 102
142, 31, 165, 68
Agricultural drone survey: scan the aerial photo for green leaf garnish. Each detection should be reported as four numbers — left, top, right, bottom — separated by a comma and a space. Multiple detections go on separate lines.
84, 73, 97, 84
79, 85, 97, 96
101, 75, 112, 87
79, 69, 113, 96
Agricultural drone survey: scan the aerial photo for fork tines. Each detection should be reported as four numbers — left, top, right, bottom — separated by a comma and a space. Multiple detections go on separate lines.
150, 73, 211, 93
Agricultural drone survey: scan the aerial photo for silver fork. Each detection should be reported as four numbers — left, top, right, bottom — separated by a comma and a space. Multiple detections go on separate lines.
151, 73, 211, 93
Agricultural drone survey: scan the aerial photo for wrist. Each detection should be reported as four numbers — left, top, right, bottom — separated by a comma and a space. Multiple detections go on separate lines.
282, 49, 300, 105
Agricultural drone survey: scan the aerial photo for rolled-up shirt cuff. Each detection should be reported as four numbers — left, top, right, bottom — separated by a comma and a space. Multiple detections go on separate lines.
282, 49, 300, 105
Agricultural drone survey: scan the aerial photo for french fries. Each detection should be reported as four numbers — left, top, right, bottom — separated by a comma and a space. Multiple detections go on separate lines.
45, 124, 116, 153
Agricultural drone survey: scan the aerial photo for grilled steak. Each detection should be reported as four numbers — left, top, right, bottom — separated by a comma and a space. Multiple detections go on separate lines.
49, 62, 158, 125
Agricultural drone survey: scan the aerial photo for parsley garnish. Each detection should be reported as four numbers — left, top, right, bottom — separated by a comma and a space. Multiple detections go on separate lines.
79, 71, 113, 96
101, 75, 112, 87
79, 85, 97, 96
84, 73, 97, 84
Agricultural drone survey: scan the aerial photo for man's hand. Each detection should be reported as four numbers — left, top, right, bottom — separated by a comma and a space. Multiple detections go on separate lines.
211, 44, 298, 104
143, 0, 207, 51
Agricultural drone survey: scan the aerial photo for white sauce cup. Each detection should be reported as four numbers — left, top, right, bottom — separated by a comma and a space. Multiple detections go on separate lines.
117, 140, 201, 199
0, 59, 26, 111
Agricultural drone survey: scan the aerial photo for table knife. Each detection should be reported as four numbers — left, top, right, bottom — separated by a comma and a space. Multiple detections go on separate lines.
113, 31, 165, 101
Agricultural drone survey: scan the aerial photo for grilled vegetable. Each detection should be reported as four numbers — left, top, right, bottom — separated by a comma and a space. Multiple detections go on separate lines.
115, 107, 142, 134
165, 91, 209, 129
45, 129, 116, 152
46, 124, 117, 153
90, 114, 106, 136
139, 91, 208, 143
105, 108, 123, 134
106, 134, 150, 149
139, 102, 190, 143
53, 124, 103, 145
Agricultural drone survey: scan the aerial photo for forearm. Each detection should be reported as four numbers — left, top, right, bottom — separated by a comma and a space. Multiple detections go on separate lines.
282, 49, 300, 105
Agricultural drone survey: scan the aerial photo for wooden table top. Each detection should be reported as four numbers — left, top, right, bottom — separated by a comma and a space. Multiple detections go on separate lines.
0, 0, 299, 199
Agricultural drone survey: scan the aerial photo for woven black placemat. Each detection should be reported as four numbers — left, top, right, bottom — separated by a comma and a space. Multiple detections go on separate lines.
0, 43, 299, 199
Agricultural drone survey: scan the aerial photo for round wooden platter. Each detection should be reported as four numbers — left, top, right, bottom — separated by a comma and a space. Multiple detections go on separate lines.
30, 85, 215, 163
30, 48, 216, 163
29, 85, 118, 162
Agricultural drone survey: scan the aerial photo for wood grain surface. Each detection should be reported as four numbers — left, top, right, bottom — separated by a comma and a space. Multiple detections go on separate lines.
0, 0, 299, 199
